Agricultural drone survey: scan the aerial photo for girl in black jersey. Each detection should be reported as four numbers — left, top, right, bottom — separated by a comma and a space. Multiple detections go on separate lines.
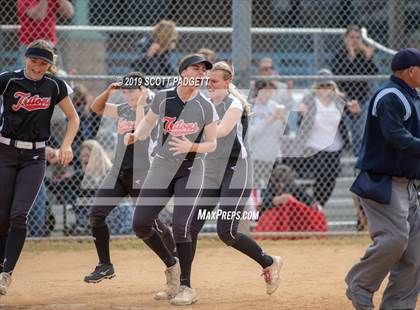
83, 72, 176, 283
125, 54, 218, 303
173, 62, 282, 305
0, 39, 80, 295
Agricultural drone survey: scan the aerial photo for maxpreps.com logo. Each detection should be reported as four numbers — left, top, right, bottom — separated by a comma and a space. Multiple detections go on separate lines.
163, 117, 199, 137
12, 92, 51, 111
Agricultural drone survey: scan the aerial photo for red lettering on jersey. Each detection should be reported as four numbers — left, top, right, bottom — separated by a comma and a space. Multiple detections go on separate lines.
12, 92, 51, 111
162, 116, 199, 136
117, 119, 135, 135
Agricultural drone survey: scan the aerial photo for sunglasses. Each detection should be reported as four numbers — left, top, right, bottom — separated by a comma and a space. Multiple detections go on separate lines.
318, 83, 334, 89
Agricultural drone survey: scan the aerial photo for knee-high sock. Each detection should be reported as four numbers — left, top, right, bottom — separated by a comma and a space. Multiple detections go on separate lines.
230, 233, 273, 269
92, 225, 111, 265
143, 229, 176, 268
177, 242, 193, 287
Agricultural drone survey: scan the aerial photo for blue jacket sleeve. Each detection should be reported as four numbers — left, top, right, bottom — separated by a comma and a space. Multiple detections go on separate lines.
376, 94, 420, 157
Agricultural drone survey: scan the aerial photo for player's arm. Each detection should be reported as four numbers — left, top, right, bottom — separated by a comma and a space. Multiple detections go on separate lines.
90, 82, 121, 118
217, 107, 242, 138
125, 110, 159, 145
58, 96, 80, 166
56, 0, 74, 18
135, 88, 150, 127
168, 122, 218, 155
25, 0, 48, 22
195, 122, 217, 153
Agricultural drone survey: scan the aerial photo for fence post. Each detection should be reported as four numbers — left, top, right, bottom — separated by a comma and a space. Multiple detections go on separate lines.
313, 33, 324, 71
64, 0, 106, 94
232, 0, 252, 89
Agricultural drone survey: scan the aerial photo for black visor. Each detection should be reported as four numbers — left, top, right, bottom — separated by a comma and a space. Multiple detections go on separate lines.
25, 47, 54, 64
178, 54, 213, 74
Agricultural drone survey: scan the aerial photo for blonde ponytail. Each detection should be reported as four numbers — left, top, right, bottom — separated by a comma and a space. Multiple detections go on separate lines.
228, 83, 251, 114
212, 61, 251, 114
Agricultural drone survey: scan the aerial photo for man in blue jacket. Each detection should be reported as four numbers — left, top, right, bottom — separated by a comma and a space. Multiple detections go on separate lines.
346, 48, 420, 310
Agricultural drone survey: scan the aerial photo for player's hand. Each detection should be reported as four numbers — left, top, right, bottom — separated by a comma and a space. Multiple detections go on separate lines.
348, 100, 361, 114
59, 144, 73, 167
168, 136, 193, 155
124, 133, 137, 145
107, 82, 122, 93
136, 87, 149, 106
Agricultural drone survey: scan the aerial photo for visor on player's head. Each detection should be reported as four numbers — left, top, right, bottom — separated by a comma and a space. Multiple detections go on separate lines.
25, 47, 54, 64
178, 54, 213, 74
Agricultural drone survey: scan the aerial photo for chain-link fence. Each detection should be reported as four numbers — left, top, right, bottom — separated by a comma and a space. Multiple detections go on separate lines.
1, 0, 419, 238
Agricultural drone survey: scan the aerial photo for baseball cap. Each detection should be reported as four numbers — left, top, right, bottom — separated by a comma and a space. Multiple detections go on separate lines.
178, 54, 213, 74
391, 48, 420, 72
317, 68, 335, 85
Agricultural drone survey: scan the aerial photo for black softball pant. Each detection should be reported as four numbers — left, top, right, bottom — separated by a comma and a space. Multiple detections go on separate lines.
90, 167, 170, 236
90, 167, 146, 228
189, 157, 273, 271
0, 143, 46, 235
132, 156, 205, 243
189, 157, 252, 245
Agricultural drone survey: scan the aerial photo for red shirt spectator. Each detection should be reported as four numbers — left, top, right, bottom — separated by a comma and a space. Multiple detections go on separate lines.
17, 0, 74, 46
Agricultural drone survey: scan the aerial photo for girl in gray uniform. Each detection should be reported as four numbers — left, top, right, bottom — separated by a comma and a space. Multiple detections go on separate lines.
170, 62, 283, 305
124, 54, 218, 304
83, 72, 176, 284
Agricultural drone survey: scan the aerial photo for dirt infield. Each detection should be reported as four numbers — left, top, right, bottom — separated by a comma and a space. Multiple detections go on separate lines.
0, 238, 418, 310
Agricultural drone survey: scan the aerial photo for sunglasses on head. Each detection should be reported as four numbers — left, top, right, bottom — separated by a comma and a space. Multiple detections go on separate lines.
318, 83, 334, 88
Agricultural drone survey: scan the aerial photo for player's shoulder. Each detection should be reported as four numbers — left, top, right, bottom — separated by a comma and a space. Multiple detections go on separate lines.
0, 70, 22, 80
44, 72, 66, 84
196, 90, 214, 106
228, 94, 244, 112
154, 87, 175, 99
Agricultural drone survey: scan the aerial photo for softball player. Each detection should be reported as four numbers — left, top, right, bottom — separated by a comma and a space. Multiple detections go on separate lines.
83, 72, 176, 283
0, 39, 80, 295
125, 54, 218, 302
169, 62, 282, 305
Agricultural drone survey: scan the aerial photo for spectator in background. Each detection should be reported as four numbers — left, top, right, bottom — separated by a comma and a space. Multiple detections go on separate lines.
249, 81, 286, 188
255, 164, 327, 235
332, 24, 378, 155
71, 84, 102, 170
251, 58, 297, 133
291, 69, 358, 207
197, 48, 217, 64
131, 19, 178, 77
260, 164, 318, 215
16, 0, 74, 67
251, 58, 296, 107
46, 140, 112, 235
